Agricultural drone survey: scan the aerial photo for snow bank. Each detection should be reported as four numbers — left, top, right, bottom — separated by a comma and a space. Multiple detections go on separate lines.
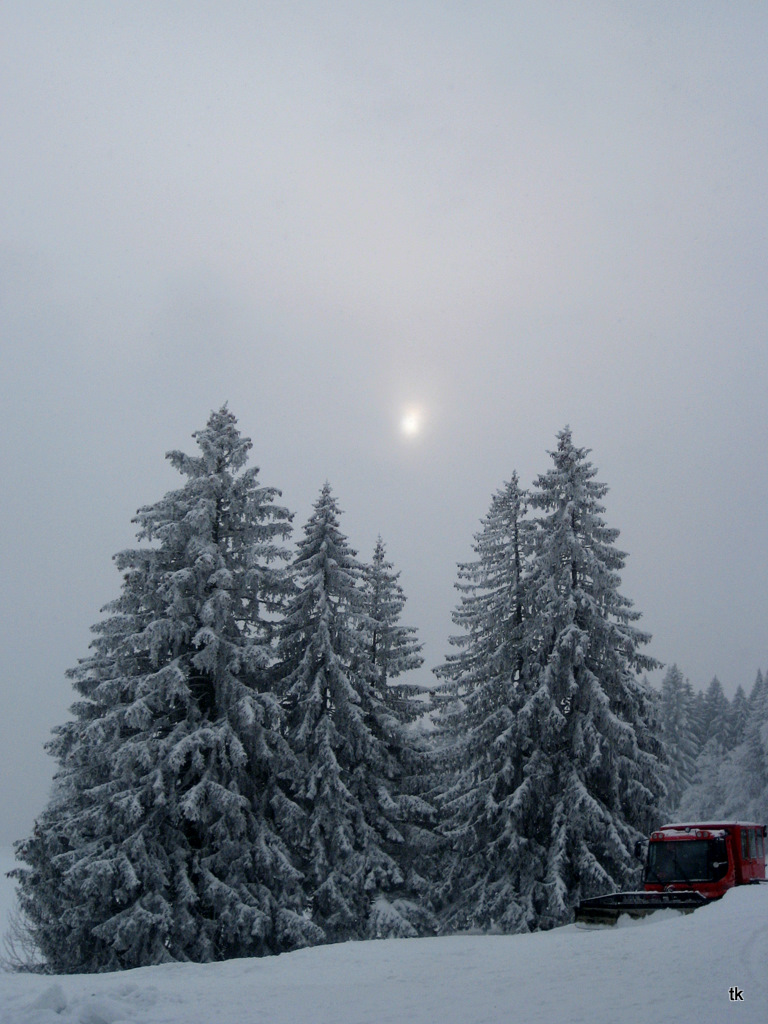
1, 880, 765, 1024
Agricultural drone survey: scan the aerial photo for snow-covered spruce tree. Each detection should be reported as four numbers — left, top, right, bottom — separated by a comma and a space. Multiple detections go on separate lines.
659, 665, 699, 812
277, 485, 433, 941
689, 689, 707, 752
727, 685, 749, 750
676, 743, 728, 820
721, 671, 768, 822
748, 669, 766, 717
516, 427, 666, 929
678, 676, 734, 818
699, 677, 732, 753
360, 537, 425, 722
358, 537, 440, 926
431, 473, 538, 932
679, 670, 768, 821
12, 407, 321, 972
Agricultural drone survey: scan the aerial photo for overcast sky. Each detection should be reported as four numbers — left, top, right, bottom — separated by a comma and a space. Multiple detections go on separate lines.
2, 2, 767, 844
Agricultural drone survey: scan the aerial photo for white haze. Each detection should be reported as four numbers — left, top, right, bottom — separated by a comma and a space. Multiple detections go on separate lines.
0, 2, 766, 842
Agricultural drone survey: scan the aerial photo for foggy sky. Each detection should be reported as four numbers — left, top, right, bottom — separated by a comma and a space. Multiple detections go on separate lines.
2, 2, 767, 844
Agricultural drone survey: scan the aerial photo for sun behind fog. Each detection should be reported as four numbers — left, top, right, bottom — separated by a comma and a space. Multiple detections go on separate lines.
400, 408, 423, 437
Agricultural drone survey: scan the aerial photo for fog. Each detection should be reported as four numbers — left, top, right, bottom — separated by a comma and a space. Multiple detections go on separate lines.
1, 2, 766, 843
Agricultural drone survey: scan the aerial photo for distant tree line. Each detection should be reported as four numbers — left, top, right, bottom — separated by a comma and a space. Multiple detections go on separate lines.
9, 408, 767, 973
658, 664, 768, 824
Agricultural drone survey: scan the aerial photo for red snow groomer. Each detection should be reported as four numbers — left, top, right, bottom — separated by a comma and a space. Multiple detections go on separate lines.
575, 821, 767, 925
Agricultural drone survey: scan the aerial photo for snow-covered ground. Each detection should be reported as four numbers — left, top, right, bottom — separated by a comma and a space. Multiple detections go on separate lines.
1, 845, 765, 1024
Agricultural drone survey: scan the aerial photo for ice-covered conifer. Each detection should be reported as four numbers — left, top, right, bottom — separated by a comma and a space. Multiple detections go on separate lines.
277, 485, 433, 941
748, 669, 765, 717
683, 671, 768, 821
722, 674, 768, 821
432, 474, 536, 932
659, 665, 699, 812
727, 686, 749, 749
360, 537, 424, 722
358, 537, 437, 915
688, 689, 707, 751
677, 738, 729, 820
677, 676, 734, 818
700, 677, 732, 753
517, 428, 666, 928
13, 407, 320, 972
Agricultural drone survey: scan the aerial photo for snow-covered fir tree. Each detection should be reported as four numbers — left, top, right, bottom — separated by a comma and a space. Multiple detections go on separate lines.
677, 676, 735, 818
721, 672, 768, 821
360, 536, 425, 722
679, 668, 768, 822
677, 742, 728, 820
432, 474, 537, 932
726, 685, 749, 750
514, 428, 666, 928
276, 484, 433, 942
689, 689, 708, 751
13, 408, 321, 972
748, 669, 765, 719
358, 537, 439, 910
699, 677, 732, 753
659, 665, 699, 812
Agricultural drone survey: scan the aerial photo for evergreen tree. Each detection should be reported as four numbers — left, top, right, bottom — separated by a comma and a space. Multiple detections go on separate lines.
277, 484, 432, 942
659, 665, 699, 812
700, 677, 732, 753
684, 670, 768, 823
727, 685, 749, 750
432, 474, 536, 932
359, 536, 438, 915
679, 675, 737, 818
12, 408, 320, 972
689, 689, 708, 753
722, 673, 768, 821
748, 669, 766, 717
517, 427, 666, 928
360, 537, 425, 722
676, 739, 729, 820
